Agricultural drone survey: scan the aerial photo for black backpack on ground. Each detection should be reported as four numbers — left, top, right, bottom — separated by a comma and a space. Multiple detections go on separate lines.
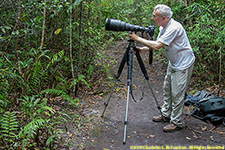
185, 91, 225, 126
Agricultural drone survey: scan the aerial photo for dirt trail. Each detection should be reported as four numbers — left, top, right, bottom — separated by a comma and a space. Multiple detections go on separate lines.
65, 40, 225, 150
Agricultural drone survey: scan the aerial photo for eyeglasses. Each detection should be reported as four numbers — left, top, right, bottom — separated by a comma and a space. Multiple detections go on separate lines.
152, 14, 157, 18
152, 14, 160, 18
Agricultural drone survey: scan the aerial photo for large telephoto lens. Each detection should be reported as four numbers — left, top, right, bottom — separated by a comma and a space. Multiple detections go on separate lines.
105, 18, 126, 31
105, 18, 151, 32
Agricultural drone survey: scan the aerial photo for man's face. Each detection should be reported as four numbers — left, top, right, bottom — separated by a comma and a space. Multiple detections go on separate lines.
151, 10, 163, 26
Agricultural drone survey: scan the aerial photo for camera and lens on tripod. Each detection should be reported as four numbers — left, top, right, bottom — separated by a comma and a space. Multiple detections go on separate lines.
102, 18, 161, 144
105, 18, 154, 36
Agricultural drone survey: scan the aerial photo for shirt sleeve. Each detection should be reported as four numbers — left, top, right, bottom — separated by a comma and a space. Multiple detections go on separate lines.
157, 27, 179, 46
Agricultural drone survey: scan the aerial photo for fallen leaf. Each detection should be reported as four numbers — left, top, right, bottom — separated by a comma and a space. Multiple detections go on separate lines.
132, 84, 137, 90
186, 137, 191, 140
192, 131, 199, 139
201, 126, 207, 131
210, 136, 214, 141
54, 28, 62, 34
149, 135, 156, 138
67, 132, 72, 137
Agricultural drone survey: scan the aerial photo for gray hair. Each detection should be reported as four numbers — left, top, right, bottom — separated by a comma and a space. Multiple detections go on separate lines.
154, 4, 173, 18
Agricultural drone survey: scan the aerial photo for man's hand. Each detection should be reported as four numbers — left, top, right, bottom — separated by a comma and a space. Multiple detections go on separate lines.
134, 46, 149, 55
136, 46, 149, 52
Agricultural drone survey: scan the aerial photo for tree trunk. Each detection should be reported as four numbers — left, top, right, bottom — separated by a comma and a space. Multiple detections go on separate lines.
40, 0, 47, 48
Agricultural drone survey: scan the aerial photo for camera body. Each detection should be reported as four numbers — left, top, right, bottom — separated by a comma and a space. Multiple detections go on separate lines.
105, 18, 154, 37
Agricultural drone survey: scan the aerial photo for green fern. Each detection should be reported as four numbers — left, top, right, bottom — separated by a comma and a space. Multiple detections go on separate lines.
18, 118, 48, 139
40, 88, 79, 106
0, 94, 8, 113
18, 94, 58, 149
73, 74, 90, 89
45, 111, 71, 148
19, 95, 54, 119
18, 118, 49, 149
46, 50, 64, 69
8, 72, 32, 95
0, 111, 18, 148
27, 72, 40, 93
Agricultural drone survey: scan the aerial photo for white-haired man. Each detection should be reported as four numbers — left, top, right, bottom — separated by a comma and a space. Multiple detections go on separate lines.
129, 4, 195, 132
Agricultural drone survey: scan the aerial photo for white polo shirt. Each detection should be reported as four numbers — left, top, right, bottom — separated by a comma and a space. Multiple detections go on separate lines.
157, 19, 195, 70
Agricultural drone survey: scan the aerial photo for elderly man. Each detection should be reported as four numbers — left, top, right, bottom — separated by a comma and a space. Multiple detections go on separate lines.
129, 4, 195, 132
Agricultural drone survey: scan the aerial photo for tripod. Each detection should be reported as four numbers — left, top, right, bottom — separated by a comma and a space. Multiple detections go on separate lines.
101, 39, 162, 144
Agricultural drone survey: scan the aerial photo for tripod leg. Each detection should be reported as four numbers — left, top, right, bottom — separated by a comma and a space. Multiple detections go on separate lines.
123, 84, 131, 145
101, 48, 129, 117
116, 48, 128, 78
149, 49, 153, 65
149, 37, 154, 65
123, 40, 134, 144
146, 80, 161, 111
101, 80, 117, 117
135, 50, 162, 112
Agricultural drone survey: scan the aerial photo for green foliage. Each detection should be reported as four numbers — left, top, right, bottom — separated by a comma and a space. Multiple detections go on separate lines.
185, 1, 225, 85
0, 111, 18, 149
0, 0, 224, 148
73, 74, 90, 89
17, 94, 68, 149
0, 95, 8, 114
0, 57, 10, 112
18, 95, 52, 147
19, 95, 53, 119
40, 88, 79, 106
18, 118, 48, 140
46, 128, 63, 147
47, 50, 64, 69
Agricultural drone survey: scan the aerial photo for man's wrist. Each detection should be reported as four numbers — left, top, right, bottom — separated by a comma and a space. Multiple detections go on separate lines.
136, 36, 142, 43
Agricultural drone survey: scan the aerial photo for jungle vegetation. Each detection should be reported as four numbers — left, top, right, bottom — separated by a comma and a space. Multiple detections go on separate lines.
0, 0, 224, 149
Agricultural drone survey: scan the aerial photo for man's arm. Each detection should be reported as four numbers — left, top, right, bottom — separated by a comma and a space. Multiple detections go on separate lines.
129, 32, 166, 50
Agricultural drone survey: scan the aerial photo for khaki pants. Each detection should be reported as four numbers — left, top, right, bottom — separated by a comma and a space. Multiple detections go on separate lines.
161, 64, 194, 127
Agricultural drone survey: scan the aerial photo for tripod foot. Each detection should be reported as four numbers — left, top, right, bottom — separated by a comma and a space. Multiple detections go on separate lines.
123, 141, 126, 145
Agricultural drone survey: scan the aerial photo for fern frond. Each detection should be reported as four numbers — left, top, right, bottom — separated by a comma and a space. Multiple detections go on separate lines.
46, 50, 64, 69
19, 95, 50, 118
41, 88, 64, 96
0, 111, 18, 145
18, 118, 48, 139
46, 128, 63, 146
40, 88, 78, 106
0, 94, 8, 113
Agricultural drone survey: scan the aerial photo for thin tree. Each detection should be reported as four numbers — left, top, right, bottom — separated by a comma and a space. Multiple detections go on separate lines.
40, 0, 46, 48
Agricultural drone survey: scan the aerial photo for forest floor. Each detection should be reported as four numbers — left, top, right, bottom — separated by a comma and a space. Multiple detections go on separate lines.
58, 40, 225, 150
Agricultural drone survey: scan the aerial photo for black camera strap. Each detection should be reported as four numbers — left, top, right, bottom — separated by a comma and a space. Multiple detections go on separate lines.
130, 82, 145, 103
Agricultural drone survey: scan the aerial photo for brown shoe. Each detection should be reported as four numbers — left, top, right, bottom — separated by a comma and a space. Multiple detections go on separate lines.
163, 123, 182, 132
152, 115, 170, 122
